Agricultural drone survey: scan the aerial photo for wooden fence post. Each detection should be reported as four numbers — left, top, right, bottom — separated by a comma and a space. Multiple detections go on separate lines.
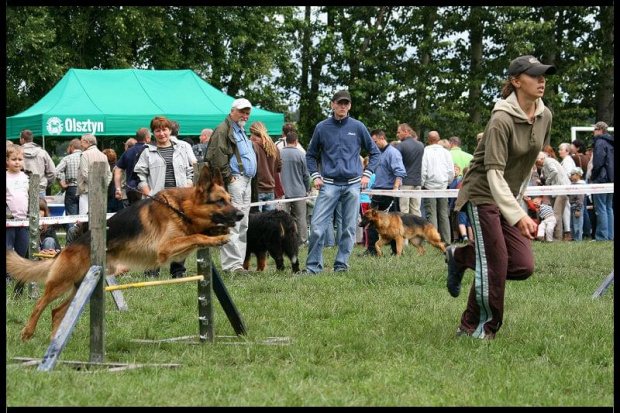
88, 161, 108, 363
27, 175, 41, 299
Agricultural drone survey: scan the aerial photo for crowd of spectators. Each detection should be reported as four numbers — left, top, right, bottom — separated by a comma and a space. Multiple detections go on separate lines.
6, 107, 613, 284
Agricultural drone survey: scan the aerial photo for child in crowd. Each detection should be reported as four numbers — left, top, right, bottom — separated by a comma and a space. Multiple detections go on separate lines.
533, 195, 556, 242
6, 144, 30, 281
456, 166, 473, 243
448, 164, 462, 243
38, 198, 62, 256
359, 156, 375, 247
103, 148, 125, 213
568, 167, 585, 242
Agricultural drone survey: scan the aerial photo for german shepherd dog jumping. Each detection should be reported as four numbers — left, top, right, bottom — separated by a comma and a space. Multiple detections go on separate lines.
243, 210, 300, 273
359, 208, 447, 257
6, 165, 243, 342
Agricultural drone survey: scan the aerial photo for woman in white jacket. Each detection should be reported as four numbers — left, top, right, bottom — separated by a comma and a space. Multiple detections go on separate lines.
133, 116, 192, 279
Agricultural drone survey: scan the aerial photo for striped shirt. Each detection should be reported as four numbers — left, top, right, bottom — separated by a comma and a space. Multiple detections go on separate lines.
538, 203, 554, 220
158, 146, 176, 188
55, 149, 82, 186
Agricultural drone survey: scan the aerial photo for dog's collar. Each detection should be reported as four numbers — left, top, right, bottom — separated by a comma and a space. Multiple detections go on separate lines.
126, 185, 193, 224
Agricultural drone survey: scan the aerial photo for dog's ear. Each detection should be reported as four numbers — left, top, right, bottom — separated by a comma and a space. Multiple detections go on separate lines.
211, 167, 224, 187
196, 165, 226, 197
196, 164, 213, 190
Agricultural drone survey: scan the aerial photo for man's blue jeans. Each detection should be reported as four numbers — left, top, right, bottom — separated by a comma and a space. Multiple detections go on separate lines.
324, 202, 342, 247
593, 193, 614, 240
258, 191, 276, 211
64, 186, 79, 231
305, 182, 360, 273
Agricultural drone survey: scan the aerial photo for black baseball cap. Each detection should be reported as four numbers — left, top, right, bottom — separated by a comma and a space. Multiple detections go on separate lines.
508, 55, 556, 78
332, 90, 352, 103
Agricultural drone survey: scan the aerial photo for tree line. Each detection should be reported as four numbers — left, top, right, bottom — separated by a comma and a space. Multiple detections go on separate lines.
6, 6, 614, 152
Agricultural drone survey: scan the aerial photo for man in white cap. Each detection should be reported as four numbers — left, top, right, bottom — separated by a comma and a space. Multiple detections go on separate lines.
205, 98, 258, 273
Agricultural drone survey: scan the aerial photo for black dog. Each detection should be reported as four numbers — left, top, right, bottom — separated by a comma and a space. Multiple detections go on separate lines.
243, 210, 300, 273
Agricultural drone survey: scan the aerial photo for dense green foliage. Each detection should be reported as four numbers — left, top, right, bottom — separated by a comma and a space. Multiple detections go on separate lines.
6, 241, 613, 406
6, 6, 614, 152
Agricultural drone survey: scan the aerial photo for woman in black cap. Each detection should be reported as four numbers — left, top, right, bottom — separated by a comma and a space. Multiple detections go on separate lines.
444, 55, 557, 339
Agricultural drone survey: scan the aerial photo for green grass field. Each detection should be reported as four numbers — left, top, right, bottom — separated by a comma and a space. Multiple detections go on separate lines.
6, 240, 614, 407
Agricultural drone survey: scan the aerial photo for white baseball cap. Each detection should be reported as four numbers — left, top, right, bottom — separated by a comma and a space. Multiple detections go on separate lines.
231, 98, 252, 110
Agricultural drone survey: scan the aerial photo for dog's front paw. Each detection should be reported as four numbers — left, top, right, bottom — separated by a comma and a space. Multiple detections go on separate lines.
21, 327, 34, 342
212, 234, 230, 246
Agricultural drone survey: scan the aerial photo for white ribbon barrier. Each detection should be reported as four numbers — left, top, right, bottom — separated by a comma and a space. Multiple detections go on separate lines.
6, 184, 613, 228
366, 183, 614, 198
5, 198, 317, 228
249, 195, 315, 208
521, 183, 613, 196
6, 213, 117, 228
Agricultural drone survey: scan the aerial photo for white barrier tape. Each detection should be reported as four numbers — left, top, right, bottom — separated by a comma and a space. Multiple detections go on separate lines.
6, 213, 117, 228
5, 198, 317, 227
365, 183, 614, 198
7, 184, 612, 227
365, 189, 459, 198
248, 195, 317, 208
522, 183, 613, 196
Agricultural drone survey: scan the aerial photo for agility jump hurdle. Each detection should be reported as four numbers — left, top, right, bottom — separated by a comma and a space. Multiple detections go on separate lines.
23, 162, 247, 372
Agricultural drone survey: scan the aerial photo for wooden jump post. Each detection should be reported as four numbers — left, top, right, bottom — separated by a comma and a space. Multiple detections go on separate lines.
592, 270, 614, 298
38, 265, 103, 371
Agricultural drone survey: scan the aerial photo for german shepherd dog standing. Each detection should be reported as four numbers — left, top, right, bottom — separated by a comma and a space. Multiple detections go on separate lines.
243, 210, 300, 273
359, 208, 447, 257
6, 165, 243, 342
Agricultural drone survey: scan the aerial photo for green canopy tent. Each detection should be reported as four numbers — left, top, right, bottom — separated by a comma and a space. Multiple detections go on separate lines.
6, 68, 285, 146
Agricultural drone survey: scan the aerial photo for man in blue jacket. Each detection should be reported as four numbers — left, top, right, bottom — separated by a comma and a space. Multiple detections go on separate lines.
590, 121, 614, 241
362, 129, 406, 256
302, 90, 381, 274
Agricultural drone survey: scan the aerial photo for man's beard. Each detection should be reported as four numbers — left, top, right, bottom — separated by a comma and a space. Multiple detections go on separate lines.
237, 120, 246, 129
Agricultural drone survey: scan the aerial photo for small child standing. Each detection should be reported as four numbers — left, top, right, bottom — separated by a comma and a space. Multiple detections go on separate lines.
448, 164, 463, 243
359, 156, 375, 247
38, 198, 62, 255
568, 167, 585, 242
533, 195, 556, 242
456, 166, 473, 243
6, 145, 30, 281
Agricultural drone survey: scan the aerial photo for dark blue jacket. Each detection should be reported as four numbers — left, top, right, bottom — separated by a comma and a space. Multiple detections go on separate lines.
591, 133, 614, 183
306, 113, 380, 185
116, 142, 147, 189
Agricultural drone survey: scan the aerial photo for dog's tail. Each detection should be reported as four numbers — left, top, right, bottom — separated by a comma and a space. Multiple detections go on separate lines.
6, 250, 54, 284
